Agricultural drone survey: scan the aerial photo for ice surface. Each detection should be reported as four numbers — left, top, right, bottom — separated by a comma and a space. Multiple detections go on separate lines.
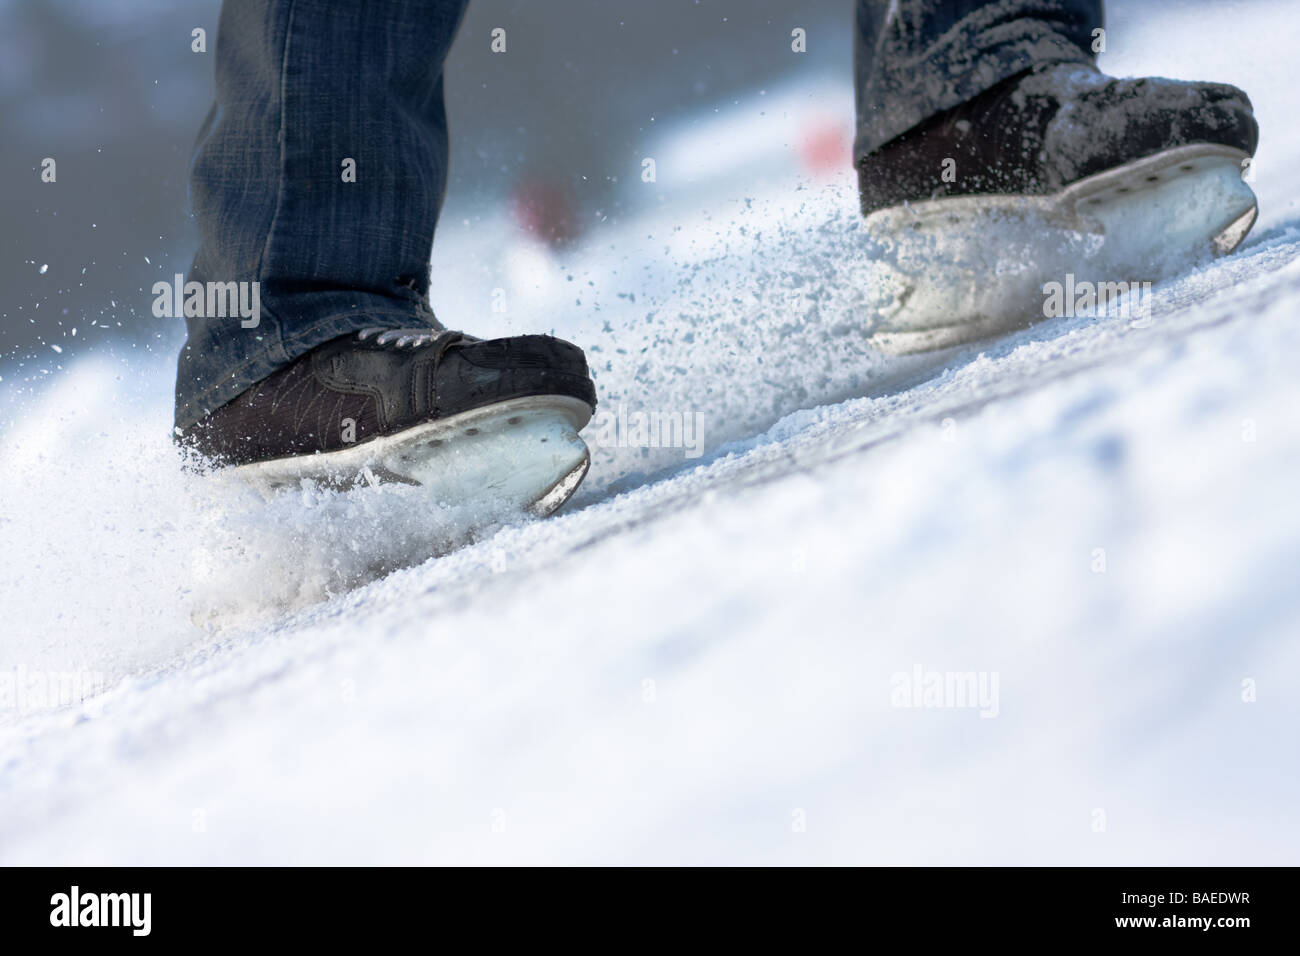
3, 212, 1299, 863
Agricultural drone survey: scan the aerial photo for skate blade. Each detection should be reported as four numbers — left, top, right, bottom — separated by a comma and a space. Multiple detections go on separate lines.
864, 144, 1259, 354
232, 394, 593, 517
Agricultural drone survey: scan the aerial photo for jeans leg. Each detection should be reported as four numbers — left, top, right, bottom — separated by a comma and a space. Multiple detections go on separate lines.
853, 0, 1104, 164
175, 0, 470, 430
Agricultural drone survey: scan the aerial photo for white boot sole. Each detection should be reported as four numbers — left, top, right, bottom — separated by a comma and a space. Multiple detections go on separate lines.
232, 394, 593, 517
864, 143, 1259, 354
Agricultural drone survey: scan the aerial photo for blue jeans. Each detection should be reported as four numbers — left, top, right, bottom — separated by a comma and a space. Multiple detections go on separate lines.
175, 0, 1101, 429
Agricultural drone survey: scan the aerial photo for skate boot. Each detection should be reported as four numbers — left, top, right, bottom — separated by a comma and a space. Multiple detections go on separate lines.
178, 327, 597, 516
859, 64, 1259, 353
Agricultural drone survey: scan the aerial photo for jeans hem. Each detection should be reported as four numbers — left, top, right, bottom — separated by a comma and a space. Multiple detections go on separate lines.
854, 34, 1094, 163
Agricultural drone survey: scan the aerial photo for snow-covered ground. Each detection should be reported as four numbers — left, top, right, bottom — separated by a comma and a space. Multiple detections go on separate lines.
2, 0, 1299, 865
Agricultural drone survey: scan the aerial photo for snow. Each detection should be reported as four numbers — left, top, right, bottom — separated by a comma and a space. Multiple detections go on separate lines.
2, 0, 1299, 864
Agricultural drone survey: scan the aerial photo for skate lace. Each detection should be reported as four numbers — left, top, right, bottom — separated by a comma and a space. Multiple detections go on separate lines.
357, 327, 444, 349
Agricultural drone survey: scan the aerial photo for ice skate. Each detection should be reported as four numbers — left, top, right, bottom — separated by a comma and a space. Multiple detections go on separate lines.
859, 64, 1260, 353
178, 327, 597, 517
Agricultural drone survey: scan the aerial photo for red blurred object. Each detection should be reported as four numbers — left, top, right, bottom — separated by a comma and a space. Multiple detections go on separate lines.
799, 118, 851, 176
511, 180, 583, 247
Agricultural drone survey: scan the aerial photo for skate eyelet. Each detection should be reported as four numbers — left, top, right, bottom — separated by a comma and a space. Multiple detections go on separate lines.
1180, 164, 1195, 171
464, 427, 480, 436
1145, 175, 1160, 182
507, 416, 522, 425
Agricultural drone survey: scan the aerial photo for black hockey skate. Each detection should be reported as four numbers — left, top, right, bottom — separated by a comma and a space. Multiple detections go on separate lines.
178, 327, 597, 516
858, 64, 1260, 353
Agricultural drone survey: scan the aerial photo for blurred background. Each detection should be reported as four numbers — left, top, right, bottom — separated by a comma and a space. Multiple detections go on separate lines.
3, 0, 1294, 375
0, 0, 852, 366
